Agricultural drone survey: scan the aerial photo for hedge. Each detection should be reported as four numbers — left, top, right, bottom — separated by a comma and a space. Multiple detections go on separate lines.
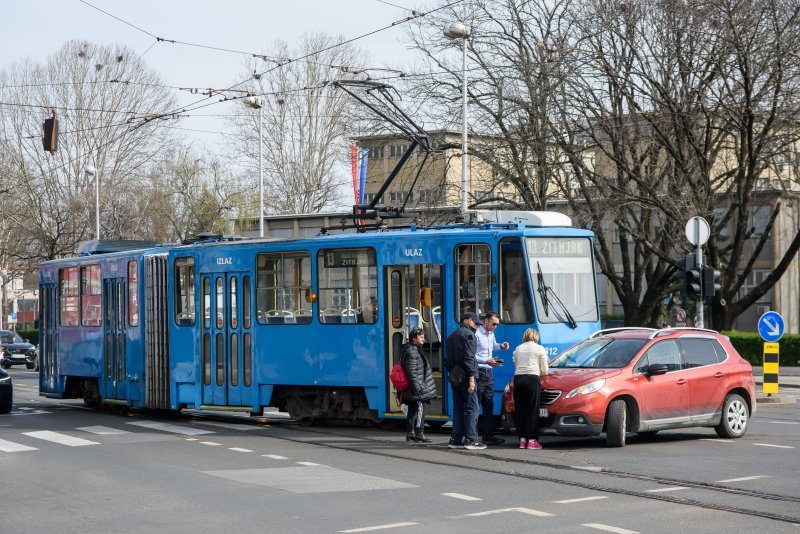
723, 331, 800, 367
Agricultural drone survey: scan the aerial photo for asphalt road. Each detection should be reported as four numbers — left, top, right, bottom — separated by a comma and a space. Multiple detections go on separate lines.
2, 368, 799, 534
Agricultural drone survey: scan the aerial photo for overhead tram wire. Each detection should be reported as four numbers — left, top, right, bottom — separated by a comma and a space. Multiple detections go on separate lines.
112, 0, 466, 128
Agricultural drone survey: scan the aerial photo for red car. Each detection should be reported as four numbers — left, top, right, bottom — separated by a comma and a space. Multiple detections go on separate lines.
501, 327, 756, 447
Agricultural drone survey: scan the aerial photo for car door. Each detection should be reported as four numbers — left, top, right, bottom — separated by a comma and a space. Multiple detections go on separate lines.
678, 337, 725, 423
633, 340, 690, 429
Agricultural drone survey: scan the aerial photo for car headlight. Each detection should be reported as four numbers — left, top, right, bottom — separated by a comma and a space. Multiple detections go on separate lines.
565, 379, 606, 399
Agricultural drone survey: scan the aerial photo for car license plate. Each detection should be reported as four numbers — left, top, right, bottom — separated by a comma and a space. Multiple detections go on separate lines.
539, 408, 548, 417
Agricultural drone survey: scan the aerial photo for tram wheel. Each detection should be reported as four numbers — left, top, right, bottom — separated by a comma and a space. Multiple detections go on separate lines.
297, 417, 316, 427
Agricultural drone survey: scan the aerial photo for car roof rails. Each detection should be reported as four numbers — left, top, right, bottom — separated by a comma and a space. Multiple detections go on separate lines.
589, 327, 658, 338
650, 327, 719, 339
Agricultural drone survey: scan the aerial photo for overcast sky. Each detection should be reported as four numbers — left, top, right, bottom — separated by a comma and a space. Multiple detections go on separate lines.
1, 0, 427, 150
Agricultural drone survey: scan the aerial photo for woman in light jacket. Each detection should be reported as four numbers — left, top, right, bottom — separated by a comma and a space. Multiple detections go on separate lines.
512, 328, 549, 449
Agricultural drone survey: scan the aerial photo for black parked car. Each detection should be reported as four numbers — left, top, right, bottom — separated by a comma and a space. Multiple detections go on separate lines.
0, 330, 37, 370
0, 367, 11, 413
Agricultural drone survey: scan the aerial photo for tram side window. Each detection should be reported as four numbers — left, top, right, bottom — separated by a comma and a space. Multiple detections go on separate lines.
175, 258, 196, 326
128, 261, 139, 326
256, 251, 312, 325
317, 248, 377, 324
59, 267, 79, 326
456, 244, 492, 319
500, 240, 533, 323
80, 265, 102, 326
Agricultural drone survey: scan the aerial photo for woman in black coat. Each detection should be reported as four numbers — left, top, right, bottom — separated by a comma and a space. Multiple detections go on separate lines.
401, 327, 437, 443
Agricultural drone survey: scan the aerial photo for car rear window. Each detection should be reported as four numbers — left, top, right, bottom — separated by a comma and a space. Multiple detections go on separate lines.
679, 338, 722, 368
551, 338, 647, 368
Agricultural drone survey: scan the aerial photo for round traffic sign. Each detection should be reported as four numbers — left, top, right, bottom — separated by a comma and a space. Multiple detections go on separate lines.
685, 217, 710, 246
758, 311, 785, 342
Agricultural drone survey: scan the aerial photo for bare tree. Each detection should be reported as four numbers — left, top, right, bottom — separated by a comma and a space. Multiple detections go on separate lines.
145, 148, 247, 243
0, 40, 178, 265
228, 33, 368, 215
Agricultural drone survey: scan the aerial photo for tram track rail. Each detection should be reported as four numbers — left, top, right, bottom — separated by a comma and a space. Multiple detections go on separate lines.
175, 410, 800, 526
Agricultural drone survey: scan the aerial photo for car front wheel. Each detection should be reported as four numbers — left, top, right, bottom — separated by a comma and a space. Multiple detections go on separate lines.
606, 399, 627, 447
715, 393, 749, 438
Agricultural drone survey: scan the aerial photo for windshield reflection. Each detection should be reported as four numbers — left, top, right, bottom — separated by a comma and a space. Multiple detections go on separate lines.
551, 338, 647, 368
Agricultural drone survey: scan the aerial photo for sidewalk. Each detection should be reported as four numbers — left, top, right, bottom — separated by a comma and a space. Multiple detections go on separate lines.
751, 366, 800, 390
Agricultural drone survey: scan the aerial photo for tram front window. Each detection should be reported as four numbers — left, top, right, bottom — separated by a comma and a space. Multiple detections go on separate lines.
526, 237, 598, 325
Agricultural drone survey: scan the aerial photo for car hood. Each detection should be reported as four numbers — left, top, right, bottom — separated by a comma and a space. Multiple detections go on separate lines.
542, 368, 622, 390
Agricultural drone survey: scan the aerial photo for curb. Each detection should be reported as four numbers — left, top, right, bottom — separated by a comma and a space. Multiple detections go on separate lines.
756, 395, 796, 404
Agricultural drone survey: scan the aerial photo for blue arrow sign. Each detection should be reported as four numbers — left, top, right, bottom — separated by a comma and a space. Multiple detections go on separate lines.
758, 311, 785, 342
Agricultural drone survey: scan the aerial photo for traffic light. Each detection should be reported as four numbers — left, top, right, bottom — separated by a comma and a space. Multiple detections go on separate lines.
685, 265, 702, 299
42, 110, 59, 153
702, 266, 721, 298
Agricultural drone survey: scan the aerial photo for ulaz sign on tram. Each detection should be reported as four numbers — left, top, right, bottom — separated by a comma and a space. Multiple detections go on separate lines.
758, 311, 784, 395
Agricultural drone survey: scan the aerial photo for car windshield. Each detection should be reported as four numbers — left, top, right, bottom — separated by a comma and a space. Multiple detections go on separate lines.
0, 332, 23, 344
550, 337, 647, 368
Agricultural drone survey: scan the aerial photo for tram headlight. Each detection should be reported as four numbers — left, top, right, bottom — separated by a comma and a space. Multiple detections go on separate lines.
565, 379, 605, 399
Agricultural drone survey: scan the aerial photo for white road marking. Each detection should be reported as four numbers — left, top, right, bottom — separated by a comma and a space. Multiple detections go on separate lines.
297, 461, 321, 466
9, 410, 51, 416
199, 441, 221, 446
699, 439, 735, 443
442, 492, 482, 501
127, 421, 215, 436
18, 407, 34, 411
23, 431, 99, 447
77, 426, 131, 435
228, 447, 252, 453
0, 438, 38, 452
453, 507, 553, 518
339, 523, 418, 533
262, 454, 288, 460
582, 524, 638, 534
553, 496, 608, 504
645, 487, 690, 493
185, 438, 198, 441
716, 475, 770, 483
753, 443, 794, 449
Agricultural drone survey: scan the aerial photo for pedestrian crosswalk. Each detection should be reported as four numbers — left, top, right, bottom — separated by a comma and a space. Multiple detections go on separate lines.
0, 420, 219, 453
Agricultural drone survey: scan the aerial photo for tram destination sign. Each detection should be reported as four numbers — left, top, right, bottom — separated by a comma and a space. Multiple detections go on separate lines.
323, 249, 375, 268
527, 237, 590, 257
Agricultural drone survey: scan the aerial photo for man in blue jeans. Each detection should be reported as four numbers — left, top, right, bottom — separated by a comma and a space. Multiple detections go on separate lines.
445, 312, 486, 450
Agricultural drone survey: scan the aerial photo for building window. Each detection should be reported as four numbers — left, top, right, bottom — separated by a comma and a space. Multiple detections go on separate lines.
364, 193, 383, 204
390, 144, 409, 157
738, 269, 771, 303
81, 265, 101, 326
368, 146, 384, 159
256, 251, 312, 324
389, 191, 411, 203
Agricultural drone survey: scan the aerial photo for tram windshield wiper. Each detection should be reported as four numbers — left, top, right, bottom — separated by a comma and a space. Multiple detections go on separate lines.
537, 261, 577, 330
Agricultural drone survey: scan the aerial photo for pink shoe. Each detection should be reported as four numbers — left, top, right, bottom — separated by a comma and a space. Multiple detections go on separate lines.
527, 439, 543, 450
519, 439, 527, 449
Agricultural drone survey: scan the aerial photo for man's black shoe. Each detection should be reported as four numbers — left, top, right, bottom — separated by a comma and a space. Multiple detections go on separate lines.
415, 434, 433, 443
483, 436, 505, 446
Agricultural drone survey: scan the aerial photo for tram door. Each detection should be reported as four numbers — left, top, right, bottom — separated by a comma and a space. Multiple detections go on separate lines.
39, 283, 59, 394
200, 272, 253, 407
102, 278, 127, 400
384, 264, 447, 419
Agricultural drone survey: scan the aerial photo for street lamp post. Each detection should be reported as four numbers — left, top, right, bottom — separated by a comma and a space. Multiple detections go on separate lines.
84, 165, 98, 240
444, 22, 472, 217
244, 96, 265, 238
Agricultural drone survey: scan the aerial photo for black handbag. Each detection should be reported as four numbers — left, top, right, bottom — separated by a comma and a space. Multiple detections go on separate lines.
448, 364, 468, 388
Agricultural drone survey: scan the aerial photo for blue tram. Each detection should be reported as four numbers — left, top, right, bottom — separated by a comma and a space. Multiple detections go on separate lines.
39, 211, 601, 424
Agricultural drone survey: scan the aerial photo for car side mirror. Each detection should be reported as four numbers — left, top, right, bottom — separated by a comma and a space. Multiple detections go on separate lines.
646, 363, 669, 376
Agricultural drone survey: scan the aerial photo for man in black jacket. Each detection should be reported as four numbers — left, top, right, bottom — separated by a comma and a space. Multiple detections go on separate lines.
445, 312, 486, 450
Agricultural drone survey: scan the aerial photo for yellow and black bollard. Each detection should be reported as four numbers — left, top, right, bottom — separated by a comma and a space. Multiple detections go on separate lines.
762, 342, 779, 395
